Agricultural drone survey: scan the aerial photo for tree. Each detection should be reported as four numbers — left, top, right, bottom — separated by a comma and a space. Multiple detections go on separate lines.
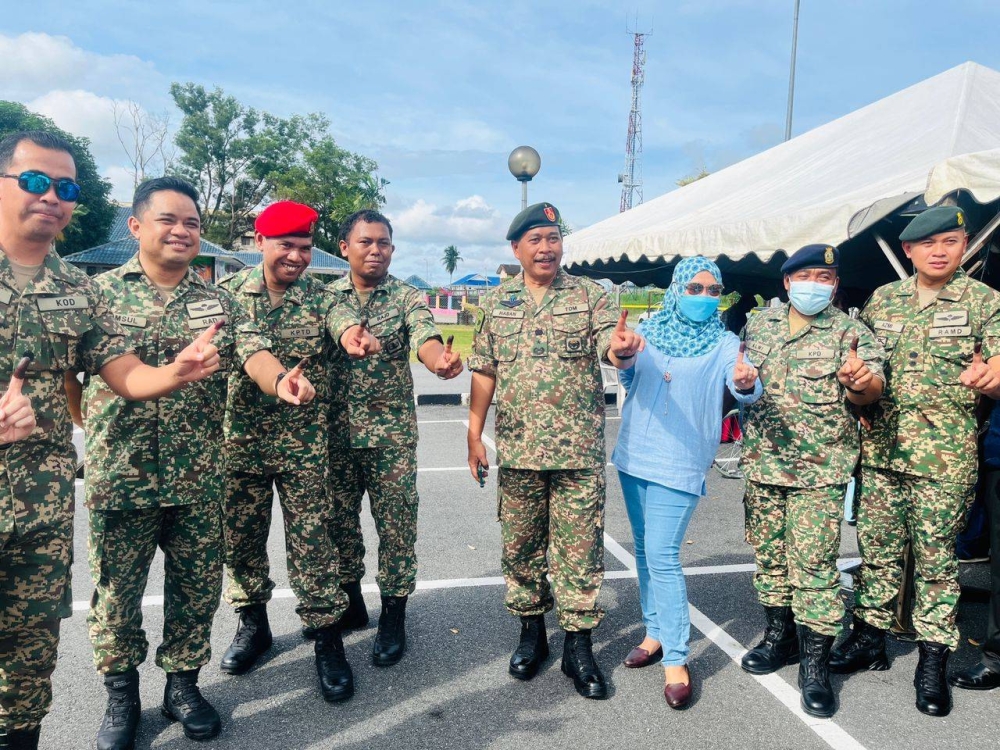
112, 99, 174, 188
676, 168, 710, 187
0, 101, 115, 255
169, 82, 326, 249
272, 135, 387, 252
442, 245, 462, 283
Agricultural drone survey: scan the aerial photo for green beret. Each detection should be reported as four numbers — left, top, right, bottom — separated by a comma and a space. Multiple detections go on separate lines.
781, 243, 838, 275
899, 206, 968, 242
506, 202, 561, 241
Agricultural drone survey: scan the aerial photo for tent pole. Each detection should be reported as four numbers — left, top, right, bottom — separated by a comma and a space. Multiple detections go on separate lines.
961, 208, 1000, 266
873, 233, 910, 281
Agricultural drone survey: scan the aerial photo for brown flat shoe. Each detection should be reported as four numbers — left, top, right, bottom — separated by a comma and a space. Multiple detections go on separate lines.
624, 645, 663, 668
664, 668, 692, 710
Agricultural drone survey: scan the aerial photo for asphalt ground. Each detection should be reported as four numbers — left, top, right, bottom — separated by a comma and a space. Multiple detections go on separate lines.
51, 400, 996, 750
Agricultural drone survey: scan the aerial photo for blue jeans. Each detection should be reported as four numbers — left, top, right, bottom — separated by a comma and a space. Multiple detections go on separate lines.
619, 471, 699, 666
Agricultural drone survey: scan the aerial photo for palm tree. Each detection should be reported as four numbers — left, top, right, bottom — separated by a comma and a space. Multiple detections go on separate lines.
442, 245, 462, 284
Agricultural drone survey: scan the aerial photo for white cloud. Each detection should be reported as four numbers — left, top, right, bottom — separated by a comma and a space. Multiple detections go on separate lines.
389, 195, 508, 245
0, 32, 163, 103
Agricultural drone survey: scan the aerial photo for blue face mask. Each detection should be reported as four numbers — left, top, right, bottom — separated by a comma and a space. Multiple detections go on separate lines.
788, 280, 834, 316
677, 292, 721, 322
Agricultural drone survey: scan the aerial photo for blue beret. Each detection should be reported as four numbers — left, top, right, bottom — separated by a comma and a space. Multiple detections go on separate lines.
899, 206, 967, 242
506, 202, 561, 241
781, 243, 838, 275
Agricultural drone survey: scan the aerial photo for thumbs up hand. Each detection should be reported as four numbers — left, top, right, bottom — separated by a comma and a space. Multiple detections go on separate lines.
0, 354, 36, 444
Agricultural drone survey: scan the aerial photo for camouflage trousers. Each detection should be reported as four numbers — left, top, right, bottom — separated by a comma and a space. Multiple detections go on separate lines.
87, 503, 223, 674
744, 480, 846, 636
328, 444, 418, 597
498, 467, 606, 632
224, 468, 347, 629
854, 467, 973, 649
0, 512, 72, 731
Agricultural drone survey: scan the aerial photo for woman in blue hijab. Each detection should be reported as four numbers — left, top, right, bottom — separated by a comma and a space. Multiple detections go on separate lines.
612, 256, 762, 709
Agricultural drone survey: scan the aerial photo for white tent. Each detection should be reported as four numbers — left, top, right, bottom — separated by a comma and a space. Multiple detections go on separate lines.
563, 62, 1000, 292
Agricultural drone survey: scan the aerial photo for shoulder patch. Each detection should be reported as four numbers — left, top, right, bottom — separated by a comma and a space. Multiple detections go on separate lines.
473, 305, 486, 333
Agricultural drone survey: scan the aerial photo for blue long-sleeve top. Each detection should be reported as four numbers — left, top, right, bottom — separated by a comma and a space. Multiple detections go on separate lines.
612, 332, 763, 497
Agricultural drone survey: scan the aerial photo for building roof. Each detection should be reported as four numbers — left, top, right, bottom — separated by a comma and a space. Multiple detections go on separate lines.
496, 264, 521, 275
450, 273, 501, 288
65, 206, 348, 274
404, 274, 433, 290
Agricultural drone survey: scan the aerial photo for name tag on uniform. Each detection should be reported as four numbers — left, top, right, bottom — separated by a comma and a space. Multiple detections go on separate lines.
186, 299, 224, 319
929, 325, 972, 338
933, 310, 968, 327
38, 294, 87, 311
874, 320, 904, 333
189, 314, 227, 331
493, 309, 524, 319
795, 345, 835, 360
278, 326, 320, 338
746, 342, 770, 357
369, 309, 399, 327
552, 303, 587, 315
0, 287, 12, 306
115, 314, 148, 328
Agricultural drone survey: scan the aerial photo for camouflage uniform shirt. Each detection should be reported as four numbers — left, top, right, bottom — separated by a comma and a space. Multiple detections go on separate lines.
326, 274, 441, 448
859, 270, 1000, 483
219, 265, 332, 474
468, 270, 619, 470
741, 303, 886, 488
84, 256, 269, 510
0, 249, 132, 535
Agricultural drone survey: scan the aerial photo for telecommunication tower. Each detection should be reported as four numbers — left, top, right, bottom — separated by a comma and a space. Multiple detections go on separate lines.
618, 28, 649, 213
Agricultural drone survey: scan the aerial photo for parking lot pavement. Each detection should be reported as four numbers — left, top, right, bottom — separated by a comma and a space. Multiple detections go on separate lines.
50, 405, 994, 749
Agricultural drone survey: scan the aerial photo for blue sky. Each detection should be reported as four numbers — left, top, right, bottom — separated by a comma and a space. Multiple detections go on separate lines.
3, 0, 1000, 283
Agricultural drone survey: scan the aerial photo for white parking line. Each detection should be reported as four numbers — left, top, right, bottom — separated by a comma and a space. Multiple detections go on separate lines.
417, 419, 467, 425
462, 420, 496, 453
602, 532, 867, 750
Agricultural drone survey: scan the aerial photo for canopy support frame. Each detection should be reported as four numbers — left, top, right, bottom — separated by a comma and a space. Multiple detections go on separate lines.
961, 207, 1000, 266
873, 233, 910, 281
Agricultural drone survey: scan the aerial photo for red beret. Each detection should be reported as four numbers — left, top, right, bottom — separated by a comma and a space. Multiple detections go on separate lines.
255, 201, 319, 237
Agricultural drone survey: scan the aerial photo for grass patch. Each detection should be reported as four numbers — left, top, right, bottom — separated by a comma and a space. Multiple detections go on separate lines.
411, 324, 476, 362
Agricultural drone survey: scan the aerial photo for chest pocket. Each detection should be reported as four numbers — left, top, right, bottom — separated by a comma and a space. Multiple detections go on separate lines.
372, 311, 406, 360
928, 335, 974, 385
552, 311, 591, 358
492, 317, 523, 362
274, 311, 326, 359
40, 310, 92, 371
793, 359, 840, 404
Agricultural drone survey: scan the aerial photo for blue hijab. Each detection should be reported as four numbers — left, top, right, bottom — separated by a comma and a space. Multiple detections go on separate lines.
636, 256, 726, 358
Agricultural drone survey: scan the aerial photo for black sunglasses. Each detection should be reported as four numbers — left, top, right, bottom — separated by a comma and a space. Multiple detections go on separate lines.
2, 170, 81, 202
684, 282, 724, 297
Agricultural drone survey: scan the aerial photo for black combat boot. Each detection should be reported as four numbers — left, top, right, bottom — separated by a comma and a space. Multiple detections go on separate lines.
0, 726, 40, 749
741, 606, 799, 674
372, 595, 408, 666
561, 630, 608, 699
315, 624, 355, 702
509, 615, 549, 680
914, 641, 951, 717
339, 581, 370, 631
161, 668, 221, 741
798, 627, 836, 718
96, 668, 140, 750
829, 617, 889, 674
220, 603, 272, 675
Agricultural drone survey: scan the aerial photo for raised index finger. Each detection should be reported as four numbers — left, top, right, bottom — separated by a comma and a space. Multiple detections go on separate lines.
196, 319, 225, 345
736, 341, 746, 366
6, 352, 34, 396
445, 335, 454, 354
850, 336, 859, 358
974, 340, 984, 364
615, 310, 628, 332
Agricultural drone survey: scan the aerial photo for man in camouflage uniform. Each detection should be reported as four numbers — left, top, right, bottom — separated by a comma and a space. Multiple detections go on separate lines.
831, 206, 1000, 717
218, 200, 354, 703
466, 202, 643, 700
0, 133, 221, 750
326, 209, 462, 667
84, 177, 316, 749
739, 244, 885, 718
